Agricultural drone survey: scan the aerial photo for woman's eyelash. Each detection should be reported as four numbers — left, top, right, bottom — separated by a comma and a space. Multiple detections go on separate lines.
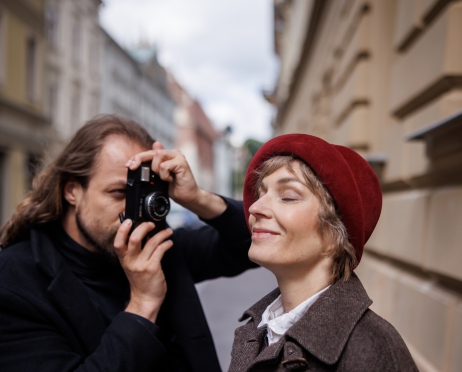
282, 197, 297, 201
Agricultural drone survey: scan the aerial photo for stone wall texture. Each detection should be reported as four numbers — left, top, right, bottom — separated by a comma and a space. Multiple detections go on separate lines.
272, 0, 462, 370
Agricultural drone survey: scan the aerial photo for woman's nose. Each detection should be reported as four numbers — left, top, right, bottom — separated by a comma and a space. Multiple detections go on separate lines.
249, 195, 271, 218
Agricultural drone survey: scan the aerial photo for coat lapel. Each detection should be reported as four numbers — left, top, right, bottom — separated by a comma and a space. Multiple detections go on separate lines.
239, 287, 281, 324
285, 273, 372, 365
31, 228, 107, 355
230, 288, 282, 371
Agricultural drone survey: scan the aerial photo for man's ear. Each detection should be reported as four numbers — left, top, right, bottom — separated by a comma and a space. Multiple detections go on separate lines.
63, 179, 83, 206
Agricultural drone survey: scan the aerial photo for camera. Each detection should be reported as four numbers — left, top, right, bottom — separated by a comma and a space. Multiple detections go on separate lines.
119, 162, 170, 239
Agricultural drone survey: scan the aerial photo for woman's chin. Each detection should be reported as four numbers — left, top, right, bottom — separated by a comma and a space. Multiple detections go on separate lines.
248, 244, 276, 268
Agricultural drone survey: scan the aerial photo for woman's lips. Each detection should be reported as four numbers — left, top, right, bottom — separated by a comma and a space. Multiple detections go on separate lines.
252, 227, 280, 238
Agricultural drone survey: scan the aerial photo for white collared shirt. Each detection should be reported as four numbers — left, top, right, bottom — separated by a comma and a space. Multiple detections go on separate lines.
257, 286, 331, 345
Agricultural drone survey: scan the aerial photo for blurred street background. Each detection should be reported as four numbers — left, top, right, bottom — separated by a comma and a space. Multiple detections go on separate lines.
1, 0, 462, 371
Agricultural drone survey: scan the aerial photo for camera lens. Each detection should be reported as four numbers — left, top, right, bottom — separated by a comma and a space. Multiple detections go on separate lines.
145, 193, 170, 220
155, 197, 168, 215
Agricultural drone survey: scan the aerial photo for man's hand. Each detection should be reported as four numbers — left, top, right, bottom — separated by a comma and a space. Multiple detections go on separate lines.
114, 219, 173, 323
125, 142, 226, 219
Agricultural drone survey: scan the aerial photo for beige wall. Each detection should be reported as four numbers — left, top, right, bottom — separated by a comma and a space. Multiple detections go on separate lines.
0, 1, 46, 110
0, 0, 49, 224
272, 0, 462, 370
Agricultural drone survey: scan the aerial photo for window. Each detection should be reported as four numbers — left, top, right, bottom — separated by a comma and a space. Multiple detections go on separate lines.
88, 30, 100, 77
71, 17, 81, 65
26, 36, 37, 101
0, 151, 4, 224
71, 85, 81, 130
48, 81, 59, 122
46, 6, 60, 51
90, 93, 100, 118
27, 153, 41, 189
0, 10, 5, 85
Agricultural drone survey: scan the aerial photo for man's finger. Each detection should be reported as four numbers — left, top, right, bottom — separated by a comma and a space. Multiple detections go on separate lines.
125, 150, 156, 170
157, 158, 180, 182
150, 239, 174, 263
126, 222, 155, 256
152, 141, 164, 150
114, 219, 133, 257
141, 228, 174, 260
150, 149, 182, 175
126, 149, 180, 171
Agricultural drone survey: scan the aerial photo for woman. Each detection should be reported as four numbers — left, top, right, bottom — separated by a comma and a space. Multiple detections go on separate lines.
229, 134, 418, 372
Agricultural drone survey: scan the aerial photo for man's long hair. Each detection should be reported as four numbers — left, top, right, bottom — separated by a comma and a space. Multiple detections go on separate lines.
0, 115, 154, 248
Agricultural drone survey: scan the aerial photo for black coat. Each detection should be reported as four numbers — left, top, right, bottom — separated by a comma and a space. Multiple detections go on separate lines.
0, 198, 255, 372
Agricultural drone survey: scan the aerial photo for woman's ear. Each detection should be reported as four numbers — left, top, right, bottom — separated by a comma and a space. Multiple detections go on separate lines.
63, 179, 83, 206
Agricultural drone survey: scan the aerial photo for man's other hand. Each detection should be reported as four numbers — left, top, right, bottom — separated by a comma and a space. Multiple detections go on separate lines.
114, 218, 173, 323
125, 142, 226, 219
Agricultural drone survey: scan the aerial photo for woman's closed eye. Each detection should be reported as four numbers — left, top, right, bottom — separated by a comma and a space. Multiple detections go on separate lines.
281, 193, 302, 202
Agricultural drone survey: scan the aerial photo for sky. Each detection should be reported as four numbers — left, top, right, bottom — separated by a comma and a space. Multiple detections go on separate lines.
99, 0, 279, 147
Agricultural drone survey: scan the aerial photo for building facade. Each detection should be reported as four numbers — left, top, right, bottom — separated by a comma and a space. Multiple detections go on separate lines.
214, 126, 233, 198
130, 47, 176, 150
167, 73, 219, 193
270, 1, 462, 371
100, 36, 176, 150
45, 0, 102, 156
0, 0, 50, 224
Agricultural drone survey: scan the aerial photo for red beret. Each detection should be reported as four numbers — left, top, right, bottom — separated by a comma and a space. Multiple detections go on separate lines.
243, 134, 382, 266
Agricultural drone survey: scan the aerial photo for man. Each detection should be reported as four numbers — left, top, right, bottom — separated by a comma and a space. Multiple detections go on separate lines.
0, 115, 255, 371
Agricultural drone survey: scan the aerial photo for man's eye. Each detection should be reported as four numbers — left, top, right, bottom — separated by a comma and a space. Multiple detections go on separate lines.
111, 189, 126, 195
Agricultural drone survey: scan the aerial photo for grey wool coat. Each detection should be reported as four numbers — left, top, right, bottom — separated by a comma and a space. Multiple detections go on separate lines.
229, 273, 419, 372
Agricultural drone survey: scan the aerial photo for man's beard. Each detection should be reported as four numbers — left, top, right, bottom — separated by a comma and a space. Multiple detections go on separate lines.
75, 209, 119, 262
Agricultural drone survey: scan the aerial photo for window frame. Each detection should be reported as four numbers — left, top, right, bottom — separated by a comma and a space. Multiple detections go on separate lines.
46, 4, 61, 52
71, 15, 82, 66
25, 34, 38, 102
0, 150, 6, 225
0, 8, 6, 86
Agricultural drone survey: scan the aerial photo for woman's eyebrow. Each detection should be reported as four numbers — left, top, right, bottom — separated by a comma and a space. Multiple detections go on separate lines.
276, 177, 305, 186
258, 182, 267, 192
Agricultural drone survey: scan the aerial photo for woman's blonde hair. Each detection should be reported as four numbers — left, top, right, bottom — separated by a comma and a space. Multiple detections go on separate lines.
253, 155, 357, 281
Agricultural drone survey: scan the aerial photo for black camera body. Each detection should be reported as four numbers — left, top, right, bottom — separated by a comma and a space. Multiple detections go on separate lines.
119, 162, 170, 239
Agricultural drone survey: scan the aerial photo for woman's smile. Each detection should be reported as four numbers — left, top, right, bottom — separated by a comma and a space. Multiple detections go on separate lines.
251, 227, 280, 239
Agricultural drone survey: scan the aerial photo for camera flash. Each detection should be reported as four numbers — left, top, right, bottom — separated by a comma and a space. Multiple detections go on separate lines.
141, 167, 150, 182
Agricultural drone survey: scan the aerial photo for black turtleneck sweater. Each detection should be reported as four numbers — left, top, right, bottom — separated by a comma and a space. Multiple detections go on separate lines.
50, 225, 192, 371
51, 225, 131, 327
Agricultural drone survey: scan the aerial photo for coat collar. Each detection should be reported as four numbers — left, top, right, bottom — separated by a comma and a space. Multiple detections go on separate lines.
238, 273, 372, 365
239, 287, 281, 324
30, 226, 107, 354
